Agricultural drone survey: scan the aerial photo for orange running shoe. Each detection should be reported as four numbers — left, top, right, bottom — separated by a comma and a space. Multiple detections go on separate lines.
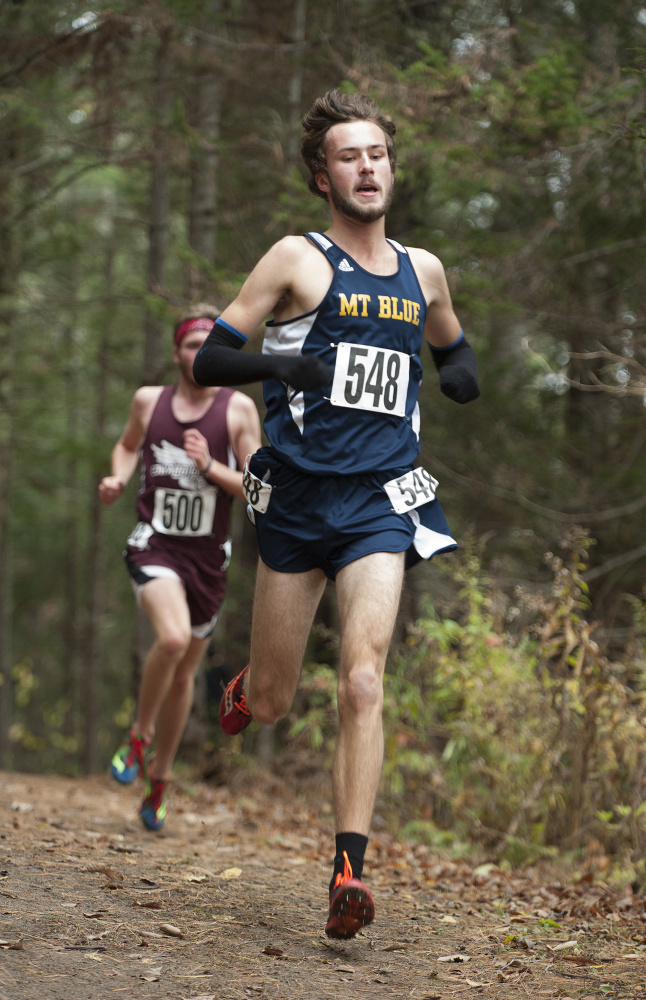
219, 665, 253, 735
325, 850, 375, 939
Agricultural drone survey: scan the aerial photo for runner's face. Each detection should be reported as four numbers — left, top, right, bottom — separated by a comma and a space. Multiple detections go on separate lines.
175, 330, 210, 385
316, 120, 394, 223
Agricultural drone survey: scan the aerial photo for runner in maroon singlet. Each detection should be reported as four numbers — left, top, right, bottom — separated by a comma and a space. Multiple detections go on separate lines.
99, 303, 261, 831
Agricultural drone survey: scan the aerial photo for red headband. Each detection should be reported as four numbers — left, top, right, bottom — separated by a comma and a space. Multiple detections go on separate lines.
174, 316, 214, 346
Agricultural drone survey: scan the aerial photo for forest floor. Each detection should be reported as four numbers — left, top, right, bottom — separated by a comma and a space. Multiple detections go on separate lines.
0, 762, 645, 1000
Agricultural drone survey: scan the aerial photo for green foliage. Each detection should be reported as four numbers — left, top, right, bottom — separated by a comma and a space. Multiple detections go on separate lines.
376, 530, 646, 872
2, 0, 646, 812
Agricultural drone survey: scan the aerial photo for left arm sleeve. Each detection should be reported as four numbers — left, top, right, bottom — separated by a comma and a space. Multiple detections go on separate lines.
428, 332, 480, 404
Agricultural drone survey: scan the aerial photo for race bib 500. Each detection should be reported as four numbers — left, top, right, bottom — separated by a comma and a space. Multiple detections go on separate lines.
152, 488, 216, 537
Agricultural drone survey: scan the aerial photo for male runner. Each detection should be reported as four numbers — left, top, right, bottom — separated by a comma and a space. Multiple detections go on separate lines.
193, 90, 480, 936
99, 304, 261, 831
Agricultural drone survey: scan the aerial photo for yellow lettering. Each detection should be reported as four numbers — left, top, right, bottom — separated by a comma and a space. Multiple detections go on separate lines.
403, 299, 412, 323
391, 297, 403, 321
357, 294, 371, 317
378, 295, 391, 318
339, 293, 358, 317
411, 302, 421, 326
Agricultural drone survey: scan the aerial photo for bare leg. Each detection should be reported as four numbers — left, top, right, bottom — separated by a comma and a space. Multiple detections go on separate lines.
247, 559, 327, 725
152, 635, 210, 779
332, 551, 405, 835
134, 577, 193, 741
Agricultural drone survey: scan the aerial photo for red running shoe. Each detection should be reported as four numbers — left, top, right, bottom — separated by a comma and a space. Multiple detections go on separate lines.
219, 665, 253, 735
325, 850, 375, 939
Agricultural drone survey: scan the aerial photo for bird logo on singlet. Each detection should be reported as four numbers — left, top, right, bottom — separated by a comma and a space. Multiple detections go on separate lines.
150, 440, 204, 489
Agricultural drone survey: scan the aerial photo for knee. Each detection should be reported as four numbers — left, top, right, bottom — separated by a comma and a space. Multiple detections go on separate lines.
338, 664, 383, 719
156, 629, 191, 662
248, 677, 292, 726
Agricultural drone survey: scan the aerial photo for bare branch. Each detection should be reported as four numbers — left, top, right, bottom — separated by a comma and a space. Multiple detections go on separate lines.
562, 234, 646, 266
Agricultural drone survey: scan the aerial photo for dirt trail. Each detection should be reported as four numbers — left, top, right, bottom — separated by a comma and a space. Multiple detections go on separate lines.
0, 769, 644, 1000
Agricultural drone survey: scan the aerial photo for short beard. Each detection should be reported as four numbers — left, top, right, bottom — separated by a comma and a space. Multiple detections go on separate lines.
327, 176, 393, 223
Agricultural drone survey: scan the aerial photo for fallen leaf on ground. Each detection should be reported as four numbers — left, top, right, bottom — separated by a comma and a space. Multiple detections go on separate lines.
140, 966, 162, 982
0, 939, 23, 950
438, 954, 471, 962
219, 867, 242, 879
549, 939, 579, 951
159, 923, 184, 938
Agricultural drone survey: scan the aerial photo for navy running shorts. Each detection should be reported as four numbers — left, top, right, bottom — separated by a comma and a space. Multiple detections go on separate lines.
247, 447, 457, 581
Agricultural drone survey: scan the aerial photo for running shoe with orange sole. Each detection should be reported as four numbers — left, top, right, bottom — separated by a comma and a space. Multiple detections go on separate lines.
325, 850, 375, 939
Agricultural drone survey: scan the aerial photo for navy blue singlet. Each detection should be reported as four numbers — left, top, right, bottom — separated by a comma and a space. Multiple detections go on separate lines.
261, 233, 426, 476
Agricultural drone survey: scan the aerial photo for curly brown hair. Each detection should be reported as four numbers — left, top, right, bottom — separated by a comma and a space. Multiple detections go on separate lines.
300, 89, 397, 200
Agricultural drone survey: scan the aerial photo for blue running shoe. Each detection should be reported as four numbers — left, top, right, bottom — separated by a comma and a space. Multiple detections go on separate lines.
139, 772, 168, 832
110, 731, 149, 785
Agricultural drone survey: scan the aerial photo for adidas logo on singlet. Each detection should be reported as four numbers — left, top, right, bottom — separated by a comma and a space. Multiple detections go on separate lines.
338, 258, 354, 272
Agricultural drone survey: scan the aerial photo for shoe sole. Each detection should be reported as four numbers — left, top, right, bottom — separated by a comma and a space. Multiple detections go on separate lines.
219, 668, 252, 735
139, 808, 164, 832
110, 765, 137, 785
325, 879, 375, 939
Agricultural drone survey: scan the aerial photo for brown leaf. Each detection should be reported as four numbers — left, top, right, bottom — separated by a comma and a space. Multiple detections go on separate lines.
438, 954, 471, 962
140, 966, 162, 982
159, 923, 184, 938
132, 899, 163, 909
263, 946, 284, 957
83, 911, 108, 919
87, 866, 124, 881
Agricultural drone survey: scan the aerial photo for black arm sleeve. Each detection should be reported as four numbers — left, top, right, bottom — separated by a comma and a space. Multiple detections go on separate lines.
429, 335, 480, 404
193, 322, 333, 392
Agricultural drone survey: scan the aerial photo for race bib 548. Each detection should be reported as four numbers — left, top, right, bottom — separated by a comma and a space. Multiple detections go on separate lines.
383, 467, 439, 514
330, 342, 410, 417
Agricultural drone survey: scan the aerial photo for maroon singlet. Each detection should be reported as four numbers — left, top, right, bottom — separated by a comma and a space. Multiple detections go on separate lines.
125, 385, 236, 631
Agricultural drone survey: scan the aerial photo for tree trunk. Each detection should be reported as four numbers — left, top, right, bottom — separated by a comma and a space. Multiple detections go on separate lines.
187, 2, 222, 301
82, 191, 116, 774
61, 309, 82, 742
0, 145, 19, 768
143, 25, 174, 385
284, 0, 307, 234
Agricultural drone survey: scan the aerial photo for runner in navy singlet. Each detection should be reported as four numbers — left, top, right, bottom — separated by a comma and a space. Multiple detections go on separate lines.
192, 91, 480, 938
98, 304, 261, 831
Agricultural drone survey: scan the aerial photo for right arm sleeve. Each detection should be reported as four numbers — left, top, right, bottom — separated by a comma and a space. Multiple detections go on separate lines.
193, 318, 333, 392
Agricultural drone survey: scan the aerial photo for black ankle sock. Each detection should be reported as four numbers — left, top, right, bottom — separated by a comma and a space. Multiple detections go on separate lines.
329, 832, 368, 894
